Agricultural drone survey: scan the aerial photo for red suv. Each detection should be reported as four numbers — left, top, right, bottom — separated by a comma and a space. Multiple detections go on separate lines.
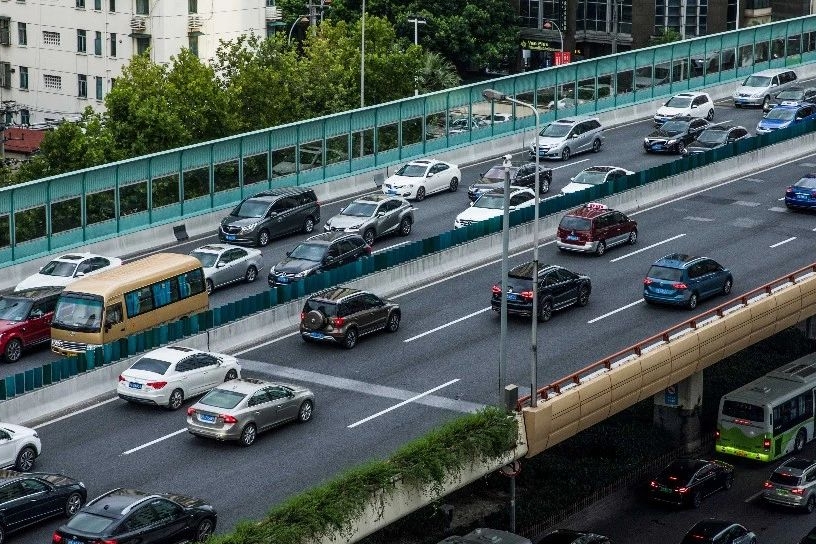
556, 203, 638, 256
0, 287, 62, 362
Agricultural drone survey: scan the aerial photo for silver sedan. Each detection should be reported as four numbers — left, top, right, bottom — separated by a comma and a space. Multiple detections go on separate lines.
189, 244, 263, 294
324, 194, 414, 246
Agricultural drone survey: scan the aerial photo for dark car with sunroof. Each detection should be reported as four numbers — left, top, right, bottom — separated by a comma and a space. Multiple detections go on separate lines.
648, 458, 734, 507
785, 173, 816, 210
644, 116, 710, 154
682, 125, 750, 156
467, 163, 552, 202
491, 263, 591, 321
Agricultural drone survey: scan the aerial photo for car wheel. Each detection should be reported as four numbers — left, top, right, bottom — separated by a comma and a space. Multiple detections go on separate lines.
343, 328, 358, 349
691, 490, 702, 508
449, 177, 459, 192
14, 446, 36, 472
540, 179, 550, 193
245, 266, 258, 283
795, 428, 807, 452
239, 423, 257, 447
538, 300, 553, 322
386, 311, 400, 332
64, 492, 83, 517
595, 241, 606, 256
415, 186, 426, 201
577, 286, 590, 307
205, 279, 214, 294
194, 518, 216, 542
706, 108, 714, 121
399, 217, 412, 236
298, 400, 314, 423
806, 495, 816, 514
257, 229, 270, 247
628, 230, 638, 245
167, 389, 184, 411
224, 369, 238, 381
722, 278, 733, 296
591, 139, 602, 153
0, 524, 6, 544
687, 293, 698, 310
363, 229, 376, 247
734, 103, 741, 109
302, 216, 315, 234
4, 338, 22, 363
723, 473, 734, 491
561, 147, 571, 161
762, 96, 770, 110
676, 142, 685, 155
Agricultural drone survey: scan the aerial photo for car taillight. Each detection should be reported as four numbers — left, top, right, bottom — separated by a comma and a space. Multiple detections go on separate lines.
147, 381, 167, 389
786, 186, 793, 193
118, 375, 125, 382
811, 190, 816, 197
672, 282, 688, 290
491, 285, 502, 294
649, 480, 658, 488
364, 245, 372, 255
792, 487, 806, 495
763, 481, 774, 489
300, 312, 305, 321
521, 291, 534, 300
677, 487, 689, 494
763, 438, 772, 450
221, 414, 238, 424
331, 317, 345, 327
95, 539, 118, 544
643, 278, 653, 285
52, 533, 64, 544
187, 407, 196, 416
715, 429, 720, 440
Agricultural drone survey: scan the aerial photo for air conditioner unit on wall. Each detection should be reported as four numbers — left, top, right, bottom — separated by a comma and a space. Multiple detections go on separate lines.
130, 16, 146, 32
188, 15, 202, 32
265, 5, 282, 21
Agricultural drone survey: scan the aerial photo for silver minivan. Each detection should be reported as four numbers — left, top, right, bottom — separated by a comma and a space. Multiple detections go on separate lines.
529, 117, 604, 161
733, 68, 798, 109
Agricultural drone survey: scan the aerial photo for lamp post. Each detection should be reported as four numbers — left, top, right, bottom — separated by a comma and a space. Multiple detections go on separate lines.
407, 15, 427, 96
543, 19, 564, 53
611, 0, 619, 54
287, 14, 309, 45
483, 88, 542, 408
360, 0, 365, 110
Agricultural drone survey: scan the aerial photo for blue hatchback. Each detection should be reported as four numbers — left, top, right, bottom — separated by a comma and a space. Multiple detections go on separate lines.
756, 103, 816, 134
643, 254, 733, 310
785, 173, 816, 210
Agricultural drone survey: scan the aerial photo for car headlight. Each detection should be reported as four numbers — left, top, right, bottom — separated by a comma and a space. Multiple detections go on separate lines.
753, 91, 765, 98
240, 222, 259, 233
294, 269, 312, 278
666, 139, 677, 146
347, 224, 362, 230
643, 138, 649, 144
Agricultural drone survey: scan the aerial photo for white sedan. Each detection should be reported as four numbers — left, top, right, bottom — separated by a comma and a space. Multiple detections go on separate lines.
0, 422, 41, 471
561, 166, 634, 194
15, 253, 122, 291
454, 187, 536, 229
189, 244, 263, 294
117, 346, 242, 410
382, 159, 461, 201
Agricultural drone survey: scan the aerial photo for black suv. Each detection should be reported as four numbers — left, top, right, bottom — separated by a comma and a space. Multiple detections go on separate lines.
491, 262, 591, 321
643, 116, 710, 154
268, 232, 370, 286
53, 488, 217, 544
467, 163, 552, 202
0, 470, 86, 541
683, 125, 750, 156
219, 188, 320, 247
300, 287, 401, 349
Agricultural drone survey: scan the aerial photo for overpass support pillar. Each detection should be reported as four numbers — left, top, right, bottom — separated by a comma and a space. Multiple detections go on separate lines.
653, 371, 703, 454
797, 316, 816, 341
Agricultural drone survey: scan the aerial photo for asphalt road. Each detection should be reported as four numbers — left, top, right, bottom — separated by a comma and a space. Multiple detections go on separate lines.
6, 99, 777, 377
16, 133, 816, 542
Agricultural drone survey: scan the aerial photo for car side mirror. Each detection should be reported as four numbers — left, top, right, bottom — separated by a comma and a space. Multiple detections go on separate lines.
691, 104, 698, 109
426, 172, 434, 177
216, 262, 226, 268
38, 266, 44, 272
571, 134, 578, 139
324, 255, 335, 263
285, 251, 292, 257
339, 207, 345, 213
75, 272, 86, 278
104, 322, 113, 332
376, 212, 385, 217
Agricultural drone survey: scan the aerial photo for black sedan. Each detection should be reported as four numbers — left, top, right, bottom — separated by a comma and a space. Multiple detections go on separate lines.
491, 263, 591, 322
648, 458, 734, 508
0, 470, 86, 542
682, 125, 750, 156
467, 163, 552, 202
643, 116, 710, 154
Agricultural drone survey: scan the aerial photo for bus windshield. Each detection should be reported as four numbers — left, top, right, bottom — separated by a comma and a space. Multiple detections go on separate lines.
52, 295, 104, 332
722, 400, 764, 422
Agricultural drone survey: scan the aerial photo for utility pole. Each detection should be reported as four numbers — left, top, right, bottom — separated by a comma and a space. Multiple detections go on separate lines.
611, 0, 619, 54
407, 15, 426, 96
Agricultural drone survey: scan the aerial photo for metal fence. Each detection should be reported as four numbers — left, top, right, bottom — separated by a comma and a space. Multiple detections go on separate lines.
3, 17, 816, 265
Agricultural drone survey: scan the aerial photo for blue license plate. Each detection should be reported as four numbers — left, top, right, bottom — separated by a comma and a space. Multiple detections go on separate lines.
653, 288, 673, 295
660, 486, 672, 493
226, 235, 236, 241
566, 235, 578, 241
198, 414, 216, 423
652, 144, 665, 150
277, 276, 289, 284
68, 539, 82, 544
507, 293, 518, 301
129, 382, 142, 389
309, 332, 325, 339
386, 190, 398, 195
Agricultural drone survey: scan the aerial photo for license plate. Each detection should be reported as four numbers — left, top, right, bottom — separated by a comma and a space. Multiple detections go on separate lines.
660, 486, 672, 493
198, 414, 216, 423
652, 144, 665, 149
566, 235, 578, 241
129, 382, 142, 389
653, 288, 672, 295
277, 276, 289, 284
507, 293, 518, 301
386, 190, 398, 195
68, 539, 82, 544
226, 235, 236, 241
309, 332, 325, 339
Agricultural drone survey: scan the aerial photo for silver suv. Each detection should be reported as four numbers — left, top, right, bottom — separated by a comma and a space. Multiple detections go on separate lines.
762, 457, 816, 512
529, 117, 604, 161
323, 194, 414, 246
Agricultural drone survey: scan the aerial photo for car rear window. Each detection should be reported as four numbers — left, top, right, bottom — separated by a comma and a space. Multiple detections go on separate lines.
65, 512, 116, 533
199, 389, 247, 409
130, 358, 171, 375
303, 299, 339, 317
770, 472, 801, 486
559, 216, 592, 231
794, 177, 816, 189
646, 265, 683, 282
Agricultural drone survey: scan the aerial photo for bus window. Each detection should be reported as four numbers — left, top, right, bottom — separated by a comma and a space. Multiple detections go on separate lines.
721, 400, 764, 422
105, 303, 123, 331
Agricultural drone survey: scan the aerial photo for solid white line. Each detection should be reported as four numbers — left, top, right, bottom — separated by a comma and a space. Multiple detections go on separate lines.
587, 299, 645, 324
347, 379, 460, 428
552, 158, 589, 169
403, 307, 492, 343
770, 237, 796, 248
609, 233, 686, 263
234, 331, 300, 356
778, 197, 786, 201
33, 397, 120, 429
122, 428, 187, 455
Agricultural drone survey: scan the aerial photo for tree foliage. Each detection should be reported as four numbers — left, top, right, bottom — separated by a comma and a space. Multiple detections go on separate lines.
649, 28, 682, 46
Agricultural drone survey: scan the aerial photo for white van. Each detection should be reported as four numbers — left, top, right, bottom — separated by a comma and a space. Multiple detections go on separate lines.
733, 68, 798, 109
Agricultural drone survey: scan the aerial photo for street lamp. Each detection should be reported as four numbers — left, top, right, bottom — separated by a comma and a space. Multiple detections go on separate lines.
360, 0, 365, 110
407, 15, 427, 96
287, 15, 309, 45
542, 19, 564, 53
482, 88, 542, 408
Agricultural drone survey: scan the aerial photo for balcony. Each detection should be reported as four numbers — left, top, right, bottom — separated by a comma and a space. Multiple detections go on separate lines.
130, 16, 147, 32
266, 5, 282, 21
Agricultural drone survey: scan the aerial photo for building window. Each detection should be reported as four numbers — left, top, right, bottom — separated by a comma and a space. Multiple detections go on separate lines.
109, 0, 115, 11
19, 66, 27, 89
136, 36, 150, 55
654, 0, 707, 38
77, 29, 87, 53
17, 22, 26, 46
76, 0, 85, 8
0, 18, 10, 46
94, 31, 102, 55
42, 31, 60, 45
20, 109, 29, 126
189, 0, 197, 13
188, 35, 199, 57
110, 32, 117, 56
0, 63, 10, 89
95, 76, 103, 99
136, 0, 149, 15
43, 74, 61, 89
94, 0, 101, 9
78, 74, 87, 98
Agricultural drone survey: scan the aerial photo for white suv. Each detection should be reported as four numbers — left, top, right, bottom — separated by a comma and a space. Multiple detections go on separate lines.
454, 187, 536, 229
654, 92, 714, 125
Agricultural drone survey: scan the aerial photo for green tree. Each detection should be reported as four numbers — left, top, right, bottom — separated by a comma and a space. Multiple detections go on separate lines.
649, 28, 682, 46
416, 51, 461, 93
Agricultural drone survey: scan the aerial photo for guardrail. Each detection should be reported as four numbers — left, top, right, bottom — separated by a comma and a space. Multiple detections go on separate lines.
518, 262, 816, 457
2, 17, 816, 266
1, 118, 814, 401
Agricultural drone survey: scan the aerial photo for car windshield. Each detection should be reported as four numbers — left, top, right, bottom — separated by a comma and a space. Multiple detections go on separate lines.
794, 177, 816, 189
65, 512, 116, 533
777, 89, 804, 100
395, 163, 428, 177
288, 243, 325, 262
540, 123, 572, 138
190, 251, 218, 268
665, 96, 693, 108
647, 265, 684, 282
40, 260, 79, 277
342, 202, 377, 217
572, 170, 609, 186
232, 199, 269, 219
770, 472, 801, 486
766, 108, 796, 121
130, 357, 171, 375
559, 216, 592, 231
0, 296, 32, 321
200, 389, 246, 409
51, 295, 104, 332
474, 194, 506, 210
697, 130, 728, 144
721, 400, 765, 422
303, 299, 339, 317
743, 75, 771, 87
660, 120, 691, 133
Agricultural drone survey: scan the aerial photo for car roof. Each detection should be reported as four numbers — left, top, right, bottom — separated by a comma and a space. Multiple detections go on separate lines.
192, 244, 234, 254
509, 262, 561, 278
212, 377, 291, 394
673, 91, 708, 98
704, 124, 743, 132
85, 488, 155, 518
1, 286, 64, 300
304, 231, 362, 244
555, 116, 600, 124
653, 253, 703, 268
751, 67, 795, 76
688, 519, 737, 537
138, 345, 201, 363
564, 203, 616, 220
353, 194, 400, 204
777, 457, 816, 473
308, 287, 364, 302
251, 187, 313, 198
405, 159, 442, 167
51, 252, 96, 262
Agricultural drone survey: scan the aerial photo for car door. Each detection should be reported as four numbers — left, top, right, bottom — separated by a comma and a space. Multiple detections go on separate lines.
357, 293, 387, 333
541, 270, 567, 308
555, 268, 581, 305
0, 429, 17, 468
173, 357, 202, 396
569, 123, 587, 153
688, 119, 707, 141
694, 464, 717, 496
149, 498, 191, 544
0, 481, 34, 530
377, 200, 401, 235
266, 385, 299, 424
222, 248, 247, 285
247, 388, 275, 430
429, 163, 450, 193
270, 197, 297, 235
341, 238, 366, 264
195, 353, 222, 391
726, 525, 752, 544
25, 298, 53, 346
117, 502, 173, 544
19, 477, 61, 521
698, 259, 724, 297
686, 262, 708, 296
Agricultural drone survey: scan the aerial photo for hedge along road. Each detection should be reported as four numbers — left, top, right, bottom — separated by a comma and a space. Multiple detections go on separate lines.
6, 98, 774, 377
16, 144, 816, 543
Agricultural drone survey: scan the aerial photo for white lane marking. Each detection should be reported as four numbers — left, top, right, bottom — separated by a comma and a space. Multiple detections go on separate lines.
812, 227, 816, 232
403, 307, 492, 343
777, 197, 786, 201
587, 299, 645, 324
348, 379, 460, 428
609, 234, 686, 263
744, 491, 764, 503
553, 158, 589, 169
121, 428, 187, 455
770, 237, 796, 248
33, 397, 119, 429
234, 331, 300, 356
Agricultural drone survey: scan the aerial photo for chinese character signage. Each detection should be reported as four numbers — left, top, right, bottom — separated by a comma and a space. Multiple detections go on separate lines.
553, 51, 571, 65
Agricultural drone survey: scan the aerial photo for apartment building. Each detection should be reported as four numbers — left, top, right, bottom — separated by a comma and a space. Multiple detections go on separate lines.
0, 0, 280, 126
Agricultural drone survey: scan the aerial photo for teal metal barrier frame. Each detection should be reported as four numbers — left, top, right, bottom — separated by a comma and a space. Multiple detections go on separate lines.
3, 18, 816, 265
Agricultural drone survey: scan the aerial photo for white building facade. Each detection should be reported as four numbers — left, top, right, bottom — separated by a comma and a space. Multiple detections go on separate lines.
0, 0, 280, 126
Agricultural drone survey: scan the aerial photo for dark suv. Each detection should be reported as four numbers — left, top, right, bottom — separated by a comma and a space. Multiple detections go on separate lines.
643, 253, 733, 309
556, 203, 638, 256
53, 488, 217, 544
268, 232, 370, 286
467, 163, 552, 202
299, 287, 401, 349
644, 116, 710, 154
491, 262, 591, 321
219, 188, 320, 247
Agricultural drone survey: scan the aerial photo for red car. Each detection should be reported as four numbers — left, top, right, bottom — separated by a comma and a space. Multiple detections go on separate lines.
556, 202, 638, 256
0, 287, 62, 362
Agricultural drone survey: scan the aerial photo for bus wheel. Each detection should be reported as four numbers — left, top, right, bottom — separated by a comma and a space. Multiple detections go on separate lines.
795, 429, 807, 453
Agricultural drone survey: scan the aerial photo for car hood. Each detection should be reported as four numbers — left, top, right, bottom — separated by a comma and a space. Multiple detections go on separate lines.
758, 118, 791, 129
646, 128, 682, 139
326, 215, 369, 229
15, 274, 72, 291
1, 423, 37, 438
272, 258, 321, 274
532, 136, 567, 147
385, 174, 421, 187
457, 207, 504, 223
655, 105, 689, 118
222, 216, 263, 228
0, 319, 24, 333
561, 182, 593, 194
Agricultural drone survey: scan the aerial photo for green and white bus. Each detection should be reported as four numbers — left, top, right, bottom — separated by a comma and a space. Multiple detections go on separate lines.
716, 354, 816, 462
